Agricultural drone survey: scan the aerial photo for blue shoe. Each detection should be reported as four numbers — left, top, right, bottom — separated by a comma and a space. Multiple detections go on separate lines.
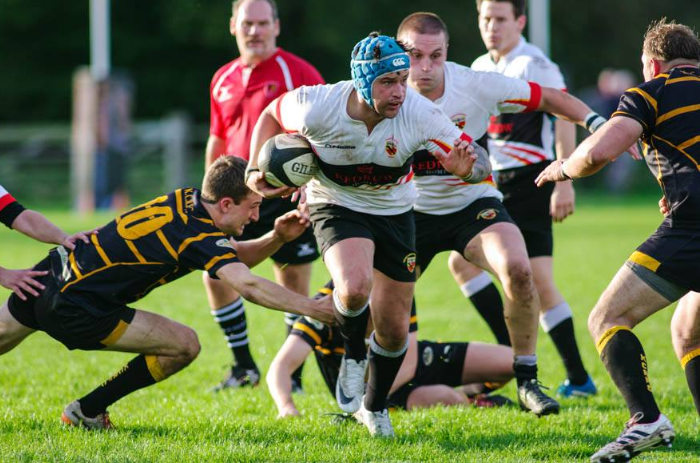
557, 376, 597, 398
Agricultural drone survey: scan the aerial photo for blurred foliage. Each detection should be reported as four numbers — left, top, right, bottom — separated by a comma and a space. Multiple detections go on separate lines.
0, 0, 697, 123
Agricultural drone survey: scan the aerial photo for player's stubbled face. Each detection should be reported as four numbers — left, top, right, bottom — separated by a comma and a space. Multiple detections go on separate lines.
402, 31, 448, 97
478, 1, 524, 55
228, 193, 262, 236
232, 0, 279, 62
372, 70, 409, 119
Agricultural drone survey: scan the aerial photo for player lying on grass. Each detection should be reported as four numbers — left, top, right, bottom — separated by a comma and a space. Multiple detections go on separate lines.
267, 282, 514, 418
0, 156, 334, 430
0, 183, 96, 300
536, 18, 699, 463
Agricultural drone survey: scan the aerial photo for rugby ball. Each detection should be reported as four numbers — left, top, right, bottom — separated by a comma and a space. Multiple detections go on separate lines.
258, 134, 317, 188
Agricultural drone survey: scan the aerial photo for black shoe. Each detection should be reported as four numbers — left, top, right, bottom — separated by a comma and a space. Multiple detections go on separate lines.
212, 364, 261, 392
517, 379, 560, 416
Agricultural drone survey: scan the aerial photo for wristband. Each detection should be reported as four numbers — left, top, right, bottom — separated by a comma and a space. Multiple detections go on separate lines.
244, 167, 260, 183
461, 171, 473, 182
584, 112, 606, 133
559, 162, 573, 181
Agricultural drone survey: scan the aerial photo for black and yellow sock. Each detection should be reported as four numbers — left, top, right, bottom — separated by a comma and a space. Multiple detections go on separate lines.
681, 348, 700, 415
365, 333, 407, 412
597, 326, 660, 423
79, 354, 165, 417
460, 272, 511, 346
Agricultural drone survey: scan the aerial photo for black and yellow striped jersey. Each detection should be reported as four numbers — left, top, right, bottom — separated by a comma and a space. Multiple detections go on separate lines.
49, 188, 240, 317
613, 66, 700, 227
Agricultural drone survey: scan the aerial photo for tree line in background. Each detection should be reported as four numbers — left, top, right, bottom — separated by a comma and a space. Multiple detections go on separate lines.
0, 0, 697, 124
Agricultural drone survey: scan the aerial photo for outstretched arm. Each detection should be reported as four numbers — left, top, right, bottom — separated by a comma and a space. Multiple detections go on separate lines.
267, 334, 313, 418
535, 116, 644, 186
216, 263, 334, 324
11, 210, 95, 250
234, 210, 311, 268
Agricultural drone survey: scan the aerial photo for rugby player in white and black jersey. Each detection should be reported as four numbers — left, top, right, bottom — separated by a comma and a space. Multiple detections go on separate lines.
450, 0, 598, 397
397, 12, 611, 414
245, 33, 485, 437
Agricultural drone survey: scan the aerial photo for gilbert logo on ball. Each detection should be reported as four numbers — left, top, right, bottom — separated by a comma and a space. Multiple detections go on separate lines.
258, 134, 317, 188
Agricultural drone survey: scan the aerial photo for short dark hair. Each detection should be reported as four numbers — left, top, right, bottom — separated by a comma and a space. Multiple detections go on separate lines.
475, 0, 527, 18
232, 0, 278, 20
397, 12, 450, 43
201, 156, 251, 205
643, 18, 700, 63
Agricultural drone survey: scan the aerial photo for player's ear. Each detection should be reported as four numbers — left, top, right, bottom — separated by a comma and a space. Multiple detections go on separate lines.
652, 59, 662, 77
516, 14, 527, 32
273, 18, 280, 38
219, 196, 235, 213
230, 16, 237, 37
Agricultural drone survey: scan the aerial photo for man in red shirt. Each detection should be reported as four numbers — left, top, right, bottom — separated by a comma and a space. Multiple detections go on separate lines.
204, 0, 324, 391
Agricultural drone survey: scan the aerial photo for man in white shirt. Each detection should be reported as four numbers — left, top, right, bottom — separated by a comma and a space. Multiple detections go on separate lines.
448, 0, 596, 398
245, 33, 482, 437
397, 12, 608, 415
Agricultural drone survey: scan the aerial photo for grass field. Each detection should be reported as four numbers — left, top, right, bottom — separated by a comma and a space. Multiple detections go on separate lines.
0, 194, 697, 462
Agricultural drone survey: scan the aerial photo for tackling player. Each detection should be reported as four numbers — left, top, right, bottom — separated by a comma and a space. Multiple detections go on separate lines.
246, 32, 482, 437
536, 19, 699, 462
0, 156, 333, 429
205, 0, 324, 391
397, 12, 610, 415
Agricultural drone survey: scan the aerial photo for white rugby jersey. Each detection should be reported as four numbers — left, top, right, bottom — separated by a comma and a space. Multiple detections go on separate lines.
276, 81, 470, 215
414, 61, 542, 214
472, 37, 566, 171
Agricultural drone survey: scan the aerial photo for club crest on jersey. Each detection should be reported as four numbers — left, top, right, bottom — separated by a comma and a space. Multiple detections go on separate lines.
422, 346, 434, 366
477, 208, 498, 220
385, 136, 398, 158
264, 81, 280, 98
216, 238, 235, 249
403, 252, 417, 273
451, 113, 466, 130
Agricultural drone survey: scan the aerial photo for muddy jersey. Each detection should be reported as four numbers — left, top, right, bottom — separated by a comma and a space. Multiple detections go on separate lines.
413, 61, 542, 214
276, 81, 471, 215
472, 37, 566, 171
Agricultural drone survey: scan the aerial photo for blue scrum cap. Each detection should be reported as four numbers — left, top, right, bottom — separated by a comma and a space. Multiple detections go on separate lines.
350, 34, 410, 108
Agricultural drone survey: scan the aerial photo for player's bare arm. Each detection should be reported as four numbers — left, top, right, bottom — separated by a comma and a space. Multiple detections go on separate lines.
204, 134, 226, 169
234, 209, 311, 267
11, 210, 96, 250
246, 103, 296, 198
551, 119, 576, 222
433, 138, 492, 181
216, 263, 334, 324
535, 117, 644, 186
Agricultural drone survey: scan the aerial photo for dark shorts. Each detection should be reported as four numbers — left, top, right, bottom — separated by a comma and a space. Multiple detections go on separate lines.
496, 162, 555, 258
7, 257, 136, 351
388, 341, 469, 409
309, 203, 417, 282
240, 197, 319, 265
414, 197, 514, 271
628, 221, 700, 295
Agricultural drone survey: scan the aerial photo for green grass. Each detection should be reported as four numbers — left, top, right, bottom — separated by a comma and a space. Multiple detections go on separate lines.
0, 194, 698, 462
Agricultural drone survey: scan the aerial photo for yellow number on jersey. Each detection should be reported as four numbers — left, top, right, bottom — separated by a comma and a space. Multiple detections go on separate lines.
116, 196, 174, 240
